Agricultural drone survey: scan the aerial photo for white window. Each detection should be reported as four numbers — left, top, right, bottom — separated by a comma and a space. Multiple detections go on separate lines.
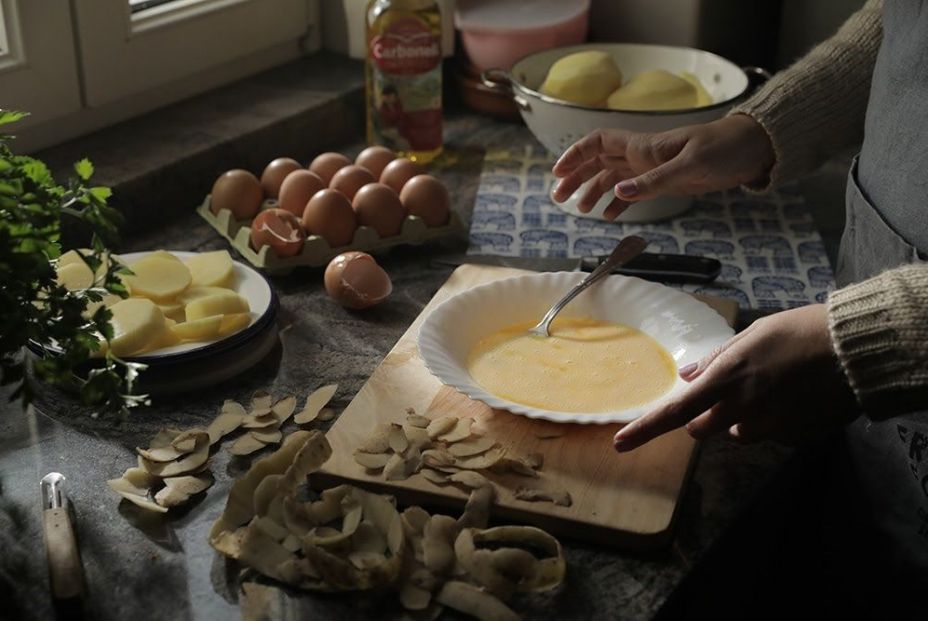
0, 0, 83, 138
2, 0, 320, 151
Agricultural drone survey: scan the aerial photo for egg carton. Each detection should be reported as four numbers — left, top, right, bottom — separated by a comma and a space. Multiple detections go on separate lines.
196, 196, 464, 275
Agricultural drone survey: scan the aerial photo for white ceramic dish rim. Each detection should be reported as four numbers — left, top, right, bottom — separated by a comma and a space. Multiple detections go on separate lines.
504, 42, 753, 115
114, 250, 274, 359
417, 272, 735, 425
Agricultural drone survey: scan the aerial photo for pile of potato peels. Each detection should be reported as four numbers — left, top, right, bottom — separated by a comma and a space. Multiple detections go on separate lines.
210, 431, 567, 620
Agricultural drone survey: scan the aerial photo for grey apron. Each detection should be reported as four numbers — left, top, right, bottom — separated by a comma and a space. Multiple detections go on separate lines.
834, 1, 928, 577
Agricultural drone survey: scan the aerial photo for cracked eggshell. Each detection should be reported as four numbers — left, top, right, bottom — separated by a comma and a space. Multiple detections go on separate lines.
250, 208, 307, 258
324, 252, 392, 310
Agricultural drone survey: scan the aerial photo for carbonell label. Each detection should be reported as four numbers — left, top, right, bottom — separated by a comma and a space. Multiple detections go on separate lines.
371, 18, 441, 76
369, 15, 442, 151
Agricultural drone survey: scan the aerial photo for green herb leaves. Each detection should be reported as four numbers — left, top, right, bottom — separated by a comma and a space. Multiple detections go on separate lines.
0, 109, 143, 413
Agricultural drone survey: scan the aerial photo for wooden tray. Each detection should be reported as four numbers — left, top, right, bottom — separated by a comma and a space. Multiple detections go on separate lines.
314, 265, 738, 550
196, 197, 464, 275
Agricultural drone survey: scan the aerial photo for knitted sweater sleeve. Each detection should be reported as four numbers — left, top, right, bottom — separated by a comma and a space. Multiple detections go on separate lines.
730, 0, 883, 187
827, 265, 928, 419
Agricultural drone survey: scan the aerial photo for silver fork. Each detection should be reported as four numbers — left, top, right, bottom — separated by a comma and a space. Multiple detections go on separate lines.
528, 235, 649, 337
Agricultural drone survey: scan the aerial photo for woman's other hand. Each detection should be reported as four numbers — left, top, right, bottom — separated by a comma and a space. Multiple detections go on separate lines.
613, 304, 859, 451
551, 114, 775, 220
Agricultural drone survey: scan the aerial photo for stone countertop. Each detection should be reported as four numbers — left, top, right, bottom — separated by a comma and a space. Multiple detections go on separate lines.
0, 114, 796, 621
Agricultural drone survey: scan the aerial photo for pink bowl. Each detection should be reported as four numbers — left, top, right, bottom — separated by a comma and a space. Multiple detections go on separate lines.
456, 0, 590, 72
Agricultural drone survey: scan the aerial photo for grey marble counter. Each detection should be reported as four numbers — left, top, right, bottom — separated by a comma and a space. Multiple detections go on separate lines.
0, 116, 800, 621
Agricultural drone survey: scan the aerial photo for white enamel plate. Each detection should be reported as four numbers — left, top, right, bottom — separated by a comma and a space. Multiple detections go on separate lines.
115, 250, 275, 361
417, 272, 734, 425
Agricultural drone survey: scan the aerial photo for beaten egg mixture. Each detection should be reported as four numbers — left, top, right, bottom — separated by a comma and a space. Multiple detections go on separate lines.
467, 317, 676, 413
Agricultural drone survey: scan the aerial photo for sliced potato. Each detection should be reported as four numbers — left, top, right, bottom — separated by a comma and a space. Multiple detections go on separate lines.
178, 286, 232, 304
185, 291, 249, 321
172, 315, 222, 342
148, 325, 182, 350
123, 256, 192, 302
185, 250, 234, 288
218, 312, 251, 337
158, 301, 186, 322
108, 298, 166, 356
56, 262, 94, 291
147, 250, 182, 263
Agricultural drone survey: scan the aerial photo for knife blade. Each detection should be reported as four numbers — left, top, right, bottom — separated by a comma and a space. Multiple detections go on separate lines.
432, 253, 721, 284
41, 472, 85, 612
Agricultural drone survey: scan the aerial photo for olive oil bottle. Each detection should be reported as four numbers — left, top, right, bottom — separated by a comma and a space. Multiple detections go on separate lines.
365, 0, 443, 163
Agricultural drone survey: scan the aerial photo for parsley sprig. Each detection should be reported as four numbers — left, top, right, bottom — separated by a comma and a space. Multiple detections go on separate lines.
0, 110, 146, 412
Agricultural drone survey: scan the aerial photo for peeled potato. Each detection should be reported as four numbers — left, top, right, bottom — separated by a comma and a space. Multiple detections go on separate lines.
109, 298, 166, 357
158, 301, 186, 322
185, 250, 234, 288
540, 51, 623, 107
681, 71, 712, 106
178, 286, 231, 304
172, 315, 223, 342
218, 313, 251, 337
185, 291, 249, 321
149, 324, 182, 350
123, 257, 192, 302
147, 250, 182, 263
607, 69, 698, 111
57, 262, 94, 291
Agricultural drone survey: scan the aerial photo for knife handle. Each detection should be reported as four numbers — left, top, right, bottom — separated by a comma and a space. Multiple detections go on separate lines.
43, 507, 85, 601
581, 253, 722, 284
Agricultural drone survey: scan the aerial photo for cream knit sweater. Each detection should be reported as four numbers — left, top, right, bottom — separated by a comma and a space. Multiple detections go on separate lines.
732, 0, 928, 419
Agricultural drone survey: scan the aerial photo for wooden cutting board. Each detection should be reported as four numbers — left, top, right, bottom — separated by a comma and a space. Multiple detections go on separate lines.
313, 265, 738, 550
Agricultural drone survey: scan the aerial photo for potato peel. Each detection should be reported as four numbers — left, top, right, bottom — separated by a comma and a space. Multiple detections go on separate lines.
229, 433, 269, 456
207, 400, 247, 445
435, 581, 521, 621
294, 384, 338, 425
514, 487, 572, 507
425, 416, 456, 440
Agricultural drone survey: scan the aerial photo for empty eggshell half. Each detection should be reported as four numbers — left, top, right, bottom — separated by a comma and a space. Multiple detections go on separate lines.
250, 208, 307, 258
324, 252, 392, 310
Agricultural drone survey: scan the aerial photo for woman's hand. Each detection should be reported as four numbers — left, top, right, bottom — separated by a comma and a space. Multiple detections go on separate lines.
613, 304, 860, 451
551, 114, 776, 220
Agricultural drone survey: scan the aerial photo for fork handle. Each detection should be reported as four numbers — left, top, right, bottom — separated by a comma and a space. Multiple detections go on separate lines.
536, 236, 649, 329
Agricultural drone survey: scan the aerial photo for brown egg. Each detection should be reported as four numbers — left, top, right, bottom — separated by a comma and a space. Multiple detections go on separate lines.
352, 182, 406, 238
399, 174, 451, 227
278, 169, 326, 217
329, 165, 375, 201
324, 251, 392, 310
302, 189, 358, 248
379, 157, 425, 194
250, 208, 306, 258
308, 152, 352, 185
260, 157, 302, 198
355, 146, 396, 179
210, 169, 263, 220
